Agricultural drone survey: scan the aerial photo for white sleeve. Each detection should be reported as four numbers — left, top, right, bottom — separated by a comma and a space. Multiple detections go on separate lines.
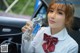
21, 39, 32, 53
21, 29, 33, 53
68, 44, 78, 53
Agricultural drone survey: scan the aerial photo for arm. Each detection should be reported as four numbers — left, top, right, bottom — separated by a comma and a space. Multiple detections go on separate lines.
21, 21, 34, 53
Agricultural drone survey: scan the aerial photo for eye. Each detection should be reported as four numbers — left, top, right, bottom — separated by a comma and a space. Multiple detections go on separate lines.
49, 9, 54, 13
58, 11, 63, 15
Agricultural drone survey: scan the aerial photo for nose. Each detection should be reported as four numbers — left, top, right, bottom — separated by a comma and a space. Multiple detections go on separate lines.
50, 11, 56, 19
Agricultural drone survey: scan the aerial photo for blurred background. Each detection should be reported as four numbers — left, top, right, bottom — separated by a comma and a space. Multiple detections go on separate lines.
0, 0, 35, 16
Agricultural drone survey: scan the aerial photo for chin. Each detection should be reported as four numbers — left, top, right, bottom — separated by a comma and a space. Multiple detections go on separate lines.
49, 24, 57, 28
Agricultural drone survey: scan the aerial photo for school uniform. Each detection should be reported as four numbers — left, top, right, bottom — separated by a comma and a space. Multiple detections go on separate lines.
21, 27, 78, 53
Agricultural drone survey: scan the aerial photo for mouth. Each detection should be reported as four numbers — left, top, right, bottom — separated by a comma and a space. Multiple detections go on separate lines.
49, 19, 56, 24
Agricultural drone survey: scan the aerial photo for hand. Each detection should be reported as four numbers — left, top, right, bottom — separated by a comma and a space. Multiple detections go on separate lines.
22, 21, 33, 41
22, 21, 33, 33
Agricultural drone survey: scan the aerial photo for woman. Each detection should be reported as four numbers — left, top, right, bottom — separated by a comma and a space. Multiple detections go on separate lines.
21, 0, 78, 53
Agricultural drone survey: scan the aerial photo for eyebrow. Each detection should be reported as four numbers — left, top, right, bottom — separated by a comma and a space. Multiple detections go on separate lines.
57, 9, 64, 12
49, 8, 54, 10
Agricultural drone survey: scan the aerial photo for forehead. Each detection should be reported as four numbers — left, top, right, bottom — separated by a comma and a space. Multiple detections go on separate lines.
50, 3, 66, 11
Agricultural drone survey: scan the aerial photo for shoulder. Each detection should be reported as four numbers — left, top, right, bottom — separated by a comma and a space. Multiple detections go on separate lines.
64, 28, 78, 46
63, 31, 79, 52
67, 35, 79, 53
66, 33, 78, 50
62, 28, 79, 52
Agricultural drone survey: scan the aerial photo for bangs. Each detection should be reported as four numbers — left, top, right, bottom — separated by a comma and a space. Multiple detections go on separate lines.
47, 3, 74, 18
48, 3, 66, 13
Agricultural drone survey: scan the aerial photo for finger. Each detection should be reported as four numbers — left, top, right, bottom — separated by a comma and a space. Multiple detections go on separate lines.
26, 21, 33, 27
22, 27, 26, 32
22, 25, 32, 32
22, 21, 33, 32
22, 25, 28, 32
22, 28, 26, 32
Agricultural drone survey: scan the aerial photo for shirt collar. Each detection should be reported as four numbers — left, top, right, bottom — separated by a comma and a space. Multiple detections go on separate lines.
44, 27, 68, 41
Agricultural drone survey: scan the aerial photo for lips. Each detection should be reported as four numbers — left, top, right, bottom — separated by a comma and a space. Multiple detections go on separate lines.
49, 19, 56, 24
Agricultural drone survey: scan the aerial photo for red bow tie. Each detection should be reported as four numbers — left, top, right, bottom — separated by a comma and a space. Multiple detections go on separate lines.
42, 33, 58, 53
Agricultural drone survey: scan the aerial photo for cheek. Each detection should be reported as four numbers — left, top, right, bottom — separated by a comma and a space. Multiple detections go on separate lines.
57, 16, 65, 24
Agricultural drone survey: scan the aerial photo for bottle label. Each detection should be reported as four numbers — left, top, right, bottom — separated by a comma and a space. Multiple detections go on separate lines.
32, 23, 41, 36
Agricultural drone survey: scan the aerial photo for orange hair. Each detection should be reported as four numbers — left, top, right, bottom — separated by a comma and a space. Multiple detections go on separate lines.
47, 0, 75, 30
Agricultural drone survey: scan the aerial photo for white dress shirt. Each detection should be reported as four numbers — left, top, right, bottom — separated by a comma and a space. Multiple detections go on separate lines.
21, 27, 78, 53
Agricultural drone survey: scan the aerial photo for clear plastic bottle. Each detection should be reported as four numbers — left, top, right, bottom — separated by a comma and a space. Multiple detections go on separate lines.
30, 14, 46, 40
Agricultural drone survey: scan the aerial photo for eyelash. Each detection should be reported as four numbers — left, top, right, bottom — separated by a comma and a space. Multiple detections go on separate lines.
58, 12, 63, 15
49, 10, 54, 13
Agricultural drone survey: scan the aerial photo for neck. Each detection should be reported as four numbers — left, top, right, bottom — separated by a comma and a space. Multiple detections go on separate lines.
51, 26, 65, 35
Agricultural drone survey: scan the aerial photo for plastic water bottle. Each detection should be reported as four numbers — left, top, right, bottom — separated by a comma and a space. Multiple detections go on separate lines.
30, 14, 46, 40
